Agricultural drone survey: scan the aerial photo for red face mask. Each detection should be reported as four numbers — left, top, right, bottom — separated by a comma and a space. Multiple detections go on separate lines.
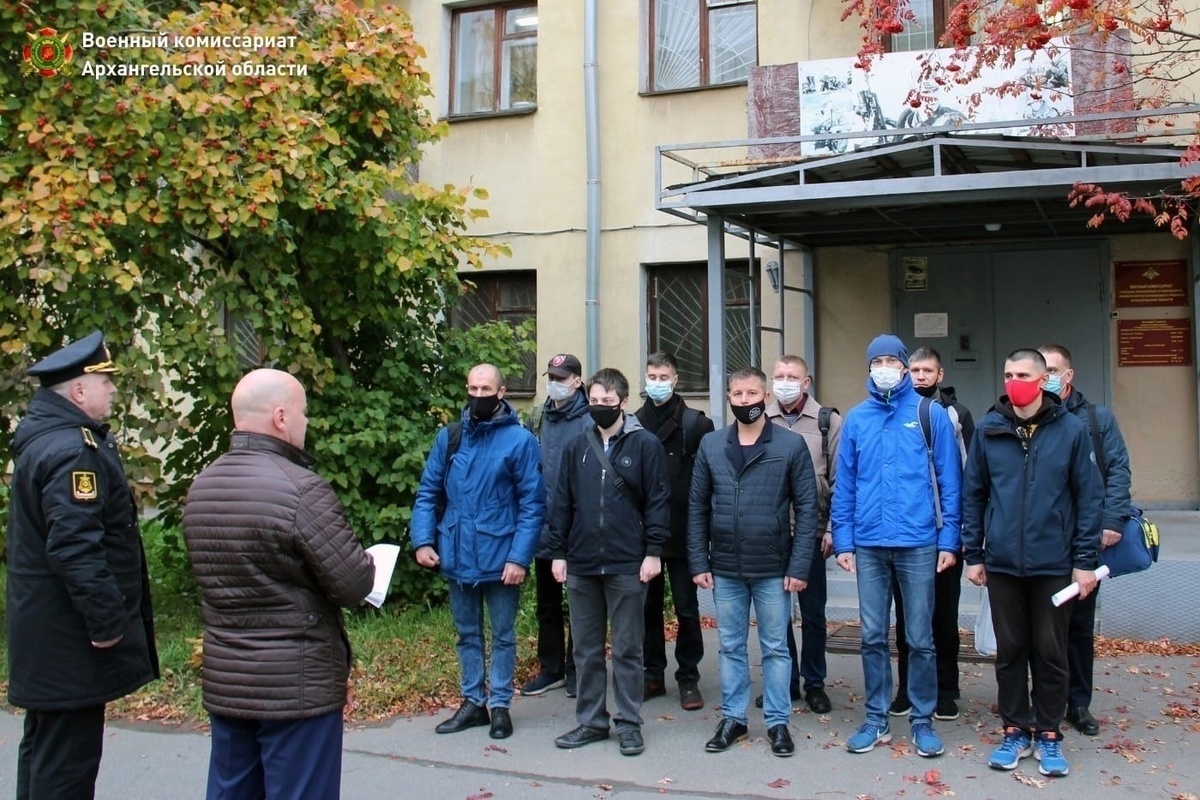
1005, 378, 1043, 407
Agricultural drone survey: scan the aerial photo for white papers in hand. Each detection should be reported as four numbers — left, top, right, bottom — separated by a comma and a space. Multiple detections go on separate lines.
364, 544, 402, 608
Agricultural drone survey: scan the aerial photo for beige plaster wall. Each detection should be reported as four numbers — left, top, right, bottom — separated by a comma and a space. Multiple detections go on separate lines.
813, 247, 892, 412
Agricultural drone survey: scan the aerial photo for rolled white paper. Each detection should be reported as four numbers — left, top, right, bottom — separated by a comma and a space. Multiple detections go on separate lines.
1051, 565, 1111, 607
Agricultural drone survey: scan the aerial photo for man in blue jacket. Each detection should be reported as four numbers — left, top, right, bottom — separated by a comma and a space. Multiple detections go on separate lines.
832, 334, 961, 760
688, 367, 818, 759
963, 348, 1104, 779
1040, 344, 1132, 738
411, 363, 545, 741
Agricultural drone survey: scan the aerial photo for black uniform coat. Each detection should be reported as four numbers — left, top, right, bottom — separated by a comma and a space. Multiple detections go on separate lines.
6, 389, 159, 710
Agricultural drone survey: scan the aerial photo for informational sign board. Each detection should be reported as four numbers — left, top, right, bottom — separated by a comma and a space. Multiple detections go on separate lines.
1114, 260, 1188, 308
1117, 319, 1193, 367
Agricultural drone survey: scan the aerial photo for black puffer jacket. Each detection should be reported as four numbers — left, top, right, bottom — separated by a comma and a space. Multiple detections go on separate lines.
182, 432, 375, 720
545, 414, 671, 575
687, 422, 819, 581
6, 389, 159, 711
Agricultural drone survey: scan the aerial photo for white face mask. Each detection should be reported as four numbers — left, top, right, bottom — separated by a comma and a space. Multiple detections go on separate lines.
771, 379, 804, 406
547, 380, 574, 402
645, 379, 674, 404
870, 365, 904, 391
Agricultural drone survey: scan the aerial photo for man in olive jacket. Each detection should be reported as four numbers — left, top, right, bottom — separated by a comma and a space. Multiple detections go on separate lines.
7, 331, 159, 800
183, 369, 376, 800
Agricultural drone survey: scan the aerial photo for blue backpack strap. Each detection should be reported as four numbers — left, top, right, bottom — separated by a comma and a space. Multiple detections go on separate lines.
918, 396, 944, 529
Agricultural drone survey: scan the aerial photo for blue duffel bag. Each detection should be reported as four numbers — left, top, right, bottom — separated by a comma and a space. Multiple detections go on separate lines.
1099, 509, 1160, 577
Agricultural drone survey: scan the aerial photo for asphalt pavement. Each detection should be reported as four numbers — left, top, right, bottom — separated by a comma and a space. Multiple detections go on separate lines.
3, 629, 1198, 800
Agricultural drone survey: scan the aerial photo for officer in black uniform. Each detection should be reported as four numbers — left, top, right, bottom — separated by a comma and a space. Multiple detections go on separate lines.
6, 331, 159, 800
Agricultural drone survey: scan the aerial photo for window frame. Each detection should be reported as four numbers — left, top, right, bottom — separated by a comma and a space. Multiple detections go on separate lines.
886, 0, 952, 53
645, 260, 757, 394
645, 0, 759, 95
451, 270, 538, 396
448, 1, 539, 119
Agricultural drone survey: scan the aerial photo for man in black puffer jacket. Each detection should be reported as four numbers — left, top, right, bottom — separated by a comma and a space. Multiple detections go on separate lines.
183, 368, 376, 800
687, 367, 818, 759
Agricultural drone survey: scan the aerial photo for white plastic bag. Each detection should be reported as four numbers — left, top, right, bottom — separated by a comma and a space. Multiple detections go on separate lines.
974, 587, 997, 657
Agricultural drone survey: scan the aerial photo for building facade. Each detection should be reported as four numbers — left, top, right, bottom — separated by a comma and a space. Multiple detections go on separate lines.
398, 0, 1199, 508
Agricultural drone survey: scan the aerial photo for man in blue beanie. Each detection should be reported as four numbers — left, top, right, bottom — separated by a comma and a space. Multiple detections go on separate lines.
832, 334, 962, 759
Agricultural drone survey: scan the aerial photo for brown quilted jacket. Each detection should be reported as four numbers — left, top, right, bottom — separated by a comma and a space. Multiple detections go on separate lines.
182, 431, 375, 720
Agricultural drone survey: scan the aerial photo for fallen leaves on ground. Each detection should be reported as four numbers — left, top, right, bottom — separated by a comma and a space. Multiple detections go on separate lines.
1095, 637, 1200, 658
767, 778, 791, 789
1012, 771, 1047, 788
466, 792, 493, 800
1104, 737, 1146, 763
903, 770, 953, 797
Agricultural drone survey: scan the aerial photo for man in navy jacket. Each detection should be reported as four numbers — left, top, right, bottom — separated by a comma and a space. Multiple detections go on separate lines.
963, 348, 1104, 779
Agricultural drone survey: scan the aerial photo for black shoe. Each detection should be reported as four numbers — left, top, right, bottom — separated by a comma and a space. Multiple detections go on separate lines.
934, 698, 960, 721
888, 695, 912, 717
679, 682, 705, 711
1066, 706, 1100, 736
618, 728, 645, 756
768, 724, 795, 757
435, 702, 490, 734
489, 707, 513, 739
806, 688, 832, 714
755, 687, 803, 708
643, 678, 667, 701
555, 724, 610, 749
519, 672, 565, 696
705, 719, 749, 752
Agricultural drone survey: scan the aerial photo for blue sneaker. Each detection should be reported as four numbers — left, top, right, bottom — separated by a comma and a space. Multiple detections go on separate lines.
988, 727, 1033, 770
845, 721, 892, 753
1035, 731, 1070, 777
911, 722, 944, 757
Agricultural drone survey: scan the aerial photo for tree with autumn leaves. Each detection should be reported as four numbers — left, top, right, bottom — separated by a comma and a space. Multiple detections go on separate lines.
0, 0, 531, 604
841, 0, 1199, 236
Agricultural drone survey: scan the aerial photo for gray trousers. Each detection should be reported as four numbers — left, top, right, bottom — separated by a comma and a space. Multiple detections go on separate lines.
567, 571, 648, 733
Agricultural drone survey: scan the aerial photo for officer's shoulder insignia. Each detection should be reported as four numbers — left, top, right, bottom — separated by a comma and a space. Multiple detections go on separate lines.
80, 427, 98, 449
72, 471, 99, 501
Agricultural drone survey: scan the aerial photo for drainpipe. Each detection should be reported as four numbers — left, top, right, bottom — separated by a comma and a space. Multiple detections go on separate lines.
584, 0, 601, 373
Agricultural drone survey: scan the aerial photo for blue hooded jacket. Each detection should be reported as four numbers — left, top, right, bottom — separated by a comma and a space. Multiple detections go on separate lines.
831, 373, 963, 554
410, 401, 545, 584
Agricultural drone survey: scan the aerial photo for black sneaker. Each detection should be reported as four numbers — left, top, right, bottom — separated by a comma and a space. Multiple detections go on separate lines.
519, 672, 565, 696
888, 695, 912, 717
934, 698, 960, 721
618, 728, 645, 756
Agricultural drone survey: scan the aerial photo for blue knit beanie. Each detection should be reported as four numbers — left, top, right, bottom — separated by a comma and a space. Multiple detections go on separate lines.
865, 334, 909, 366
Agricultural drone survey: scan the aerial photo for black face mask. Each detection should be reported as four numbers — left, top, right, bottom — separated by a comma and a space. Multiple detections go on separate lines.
589, 403, 623, 429
913, 383, 938, 398
730, 400, 766, 426
468, 393, 502, 421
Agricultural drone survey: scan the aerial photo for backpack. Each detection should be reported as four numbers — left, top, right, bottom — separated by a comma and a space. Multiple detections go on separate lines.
817, 406, 838, 478
916, 396, 944, 529
679, 406, 708, 459
1084, 403, 1160, 574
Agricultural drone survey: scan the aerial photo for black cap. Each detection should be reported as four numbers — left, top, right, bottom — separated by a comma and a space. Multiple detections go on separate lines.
26, 331, 120, 387
544, 353, 582, 379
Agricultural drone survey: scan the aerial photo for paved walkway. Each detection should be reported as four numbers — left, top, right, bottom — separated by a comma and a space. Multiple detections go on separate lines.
3, 633, 1199, 799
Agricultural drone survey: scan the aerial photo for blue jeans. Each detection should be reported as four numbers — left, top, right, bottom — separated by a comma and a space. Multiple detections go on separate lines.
448, 580, 520, 708
856, 545, 937, 727
713, 575, 793, 728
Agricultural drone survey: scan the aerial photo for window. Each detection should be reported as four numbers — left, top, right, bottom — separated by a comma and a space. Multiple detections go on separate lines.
646, 262, 755, 393
451, 3, 538, 116
889, 0, 949, 52
649, 0, 757, 92
452, 271, 537, 394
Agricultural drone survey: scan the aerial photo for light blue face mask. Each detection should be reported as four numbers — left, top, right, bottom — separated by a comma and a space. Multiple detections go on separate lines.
1045, 374, 1063, 395
645, 379, 674, 404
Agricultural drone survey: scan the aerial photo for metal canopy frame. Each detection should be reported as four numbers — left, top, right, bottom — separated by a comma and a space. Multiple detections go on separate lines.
655, 113, 1200, 427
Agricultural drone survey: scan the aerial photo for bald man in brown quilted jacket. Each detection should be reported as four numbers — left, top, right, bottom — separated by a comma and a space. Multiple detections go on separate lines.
183, 368, 375, 800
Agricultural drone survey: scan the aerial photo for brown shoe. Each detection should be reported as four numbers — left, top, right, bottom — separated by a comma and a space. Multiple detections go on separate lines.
679, 682, 704, 711
643, 679, 667, 701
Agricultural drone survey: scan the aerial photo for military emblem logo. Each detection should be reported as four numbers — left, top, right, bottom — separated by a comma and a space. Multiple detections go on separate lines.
22, 28, 74, 78
72, 471, 99, 501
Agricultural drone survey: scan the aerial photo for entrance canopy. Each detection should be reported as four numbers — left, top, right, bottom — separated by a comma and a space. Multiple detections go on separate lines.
656, 127, 1198, 247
